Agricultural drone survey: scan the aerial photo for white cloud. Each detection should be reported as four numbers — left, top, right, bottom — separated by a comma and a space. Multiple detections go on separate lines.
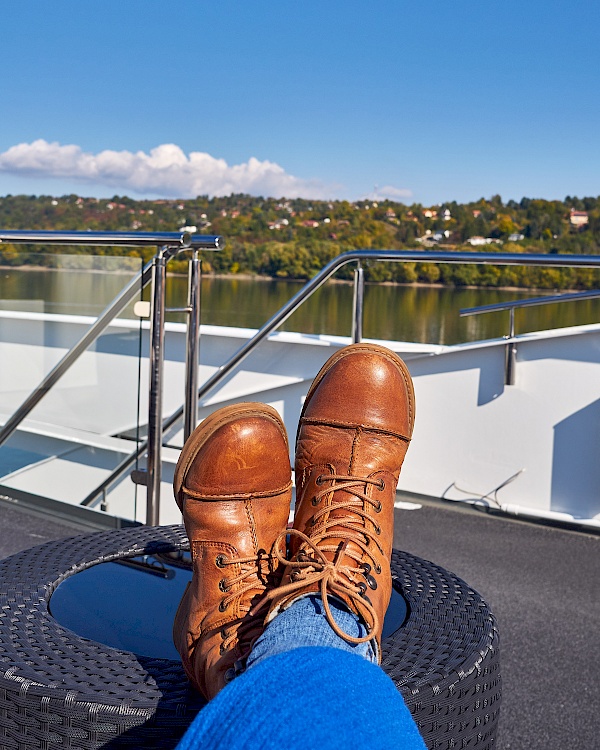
0, 139, 336, 199
365, 184, 413, 201
378, 185, 413, 199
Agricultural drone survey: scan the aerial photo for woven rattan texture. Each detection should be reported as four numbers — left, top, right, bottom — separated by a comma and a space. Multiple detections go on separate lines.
0, 525, 500, 749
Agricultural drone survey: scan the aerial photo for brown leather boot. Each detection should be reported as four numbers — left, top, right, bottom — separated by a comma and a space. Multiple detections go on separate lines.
262, 344, 415, 660
172, 403, 292, 700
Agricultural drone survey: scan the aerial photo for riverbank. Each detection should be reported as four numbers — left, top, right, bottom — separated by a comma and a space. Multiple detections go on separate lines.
203, 271, 565, 295
0, 262, 578, 296
1, 252, 595, 294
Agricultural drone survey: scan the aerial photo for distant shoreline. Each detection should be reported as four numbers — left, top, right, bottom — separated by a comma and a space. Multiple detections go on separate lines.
206, 273, 557, 294
0, 264, 568, 294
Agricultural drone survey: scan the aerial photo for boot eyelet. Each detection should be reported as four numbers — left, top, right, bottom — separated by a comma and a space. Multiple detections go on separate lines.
375, 563, 382, 574
375, 525, 381, 536
360, 562, 377, 589
224, 667, 236, 683
218, 599, 228, 612
374, 501, 382, 513
378, 479, 385, 491
357, 582, 367, 596
315, 474, 324, 485
219, 643, 228, 654
220, 628, 229, 639
311, 496, 321, 506
219, 578, 230, 592
215, 554, 227, 568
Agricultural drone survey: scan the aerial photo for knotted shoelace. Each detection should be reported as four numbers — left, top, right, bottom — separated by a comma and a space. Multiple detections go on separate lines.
252, 474, 387, 644
215, 551, 282, 679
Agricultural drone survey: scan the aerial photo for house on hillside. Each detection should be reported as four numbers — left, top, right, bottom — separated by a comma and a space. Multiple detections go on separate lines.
569, 210, 589, 227
268, 219, 289, 230
466, 236, 501, 246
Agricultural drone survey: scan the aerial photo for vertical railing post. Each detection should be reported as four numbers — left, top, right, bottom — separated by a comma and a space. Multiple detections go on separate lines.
505, 307, 517, 386
351, 262, 365, 343
146, 246, 170, 526
184, 252, 202, 441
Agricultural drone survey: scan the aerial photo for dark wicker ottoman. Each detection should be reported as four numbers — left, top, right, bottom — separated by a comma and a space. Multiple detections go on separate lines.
0, 525, 501, 749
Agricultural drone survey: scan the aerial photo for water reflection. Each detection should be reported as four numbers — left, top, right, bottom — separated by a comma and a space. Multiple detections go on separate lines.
1, 265, 599, 345
0, 261, 141, 317
167, 275, 600, 345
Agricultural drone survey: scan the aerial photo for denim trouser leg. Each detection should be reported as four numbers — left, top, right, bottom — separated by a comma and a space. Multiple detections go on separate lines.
246, 594, 377, 669
175, 595, 427, 750
176, 646, 427, 750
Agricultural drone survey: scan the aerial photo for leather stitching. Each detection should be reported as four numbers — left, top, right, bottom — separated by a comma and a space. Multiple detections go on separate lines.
244, 499, 259, 556
182, 480, 293, 501
301, 417, 411, 443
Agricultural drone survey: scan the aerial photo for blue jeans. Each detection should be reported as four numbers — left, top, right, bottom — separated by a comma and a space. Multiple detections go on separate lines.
247, 594, 377, 668
176, 595, 426, 750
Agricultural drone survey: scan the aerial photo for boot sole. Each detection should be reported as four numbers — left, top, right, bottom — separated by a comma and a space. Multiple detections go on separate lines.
173, 402, 290, 512
297, 343, 416, 445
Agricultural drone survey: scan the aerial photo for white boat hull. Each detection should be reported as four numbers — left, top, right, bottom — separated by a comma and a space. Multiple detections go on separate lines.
1, 310, 598, 528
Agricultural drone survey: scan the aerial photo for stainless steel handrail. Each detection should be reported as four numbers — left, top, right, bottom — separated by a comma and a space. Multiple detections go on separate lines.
459, 288, 600, 317
186, 249, 600, 401
0, 230, 192, 247
0, 229, 224, 250
190, 234, 225, 250
351, 262, 365, 343
143, 244, 214, 524
459, 287, 600, 384
184, 254, 202, 442
0, 232, 222, 447
83, 248, 600, 516
0, 230, 222, 512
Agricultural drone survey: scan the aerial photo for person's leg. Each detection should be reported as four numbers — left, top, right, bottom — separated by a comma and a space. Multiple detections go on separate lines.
177, 647, 427, 750
174, 345, 423, 748
246, 593, 376, 667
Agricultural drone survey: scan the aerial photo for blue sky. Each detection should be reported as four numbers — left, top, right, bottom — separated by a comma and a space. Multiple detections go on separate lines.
1, 1, 598, 205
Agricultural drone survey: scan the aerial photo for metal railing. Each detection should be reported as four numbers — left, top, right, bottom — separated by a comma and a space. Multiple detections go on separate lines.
460, 288, 600, 384
0, 230, 221, 249
2, 240, 599, 523
0, 230, 222, 525
82, 248, 600, 523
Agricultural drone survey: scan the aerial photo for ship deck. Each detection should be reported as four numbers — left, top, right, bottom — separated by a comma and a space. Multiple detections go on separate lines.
0, 498, 597, 749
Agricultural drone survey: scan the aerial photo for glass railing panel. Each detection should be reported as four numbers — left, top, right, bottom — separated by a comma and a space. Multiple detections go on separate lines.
159, 272, 600, 347
0, 251, 147, 523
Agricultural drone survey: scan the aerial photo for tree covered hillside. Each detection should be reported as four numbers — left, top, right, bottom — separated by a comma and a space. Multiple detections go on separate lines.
1, 193, 599, 289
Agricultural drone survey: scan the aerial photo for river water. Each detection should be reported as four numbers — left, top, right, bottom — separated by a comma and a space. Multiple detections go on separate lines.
1, 264, 599, 345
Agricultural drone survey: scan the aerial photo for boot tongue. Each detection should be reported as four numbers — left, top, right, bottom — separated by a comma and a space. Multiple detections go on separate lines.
314, 477, 370, 570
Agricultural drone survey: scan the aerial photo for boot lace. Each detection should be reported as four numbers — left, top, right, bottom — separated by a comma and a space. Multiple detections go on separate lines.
253, 474, 386, 644
216, 551, 279, 677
